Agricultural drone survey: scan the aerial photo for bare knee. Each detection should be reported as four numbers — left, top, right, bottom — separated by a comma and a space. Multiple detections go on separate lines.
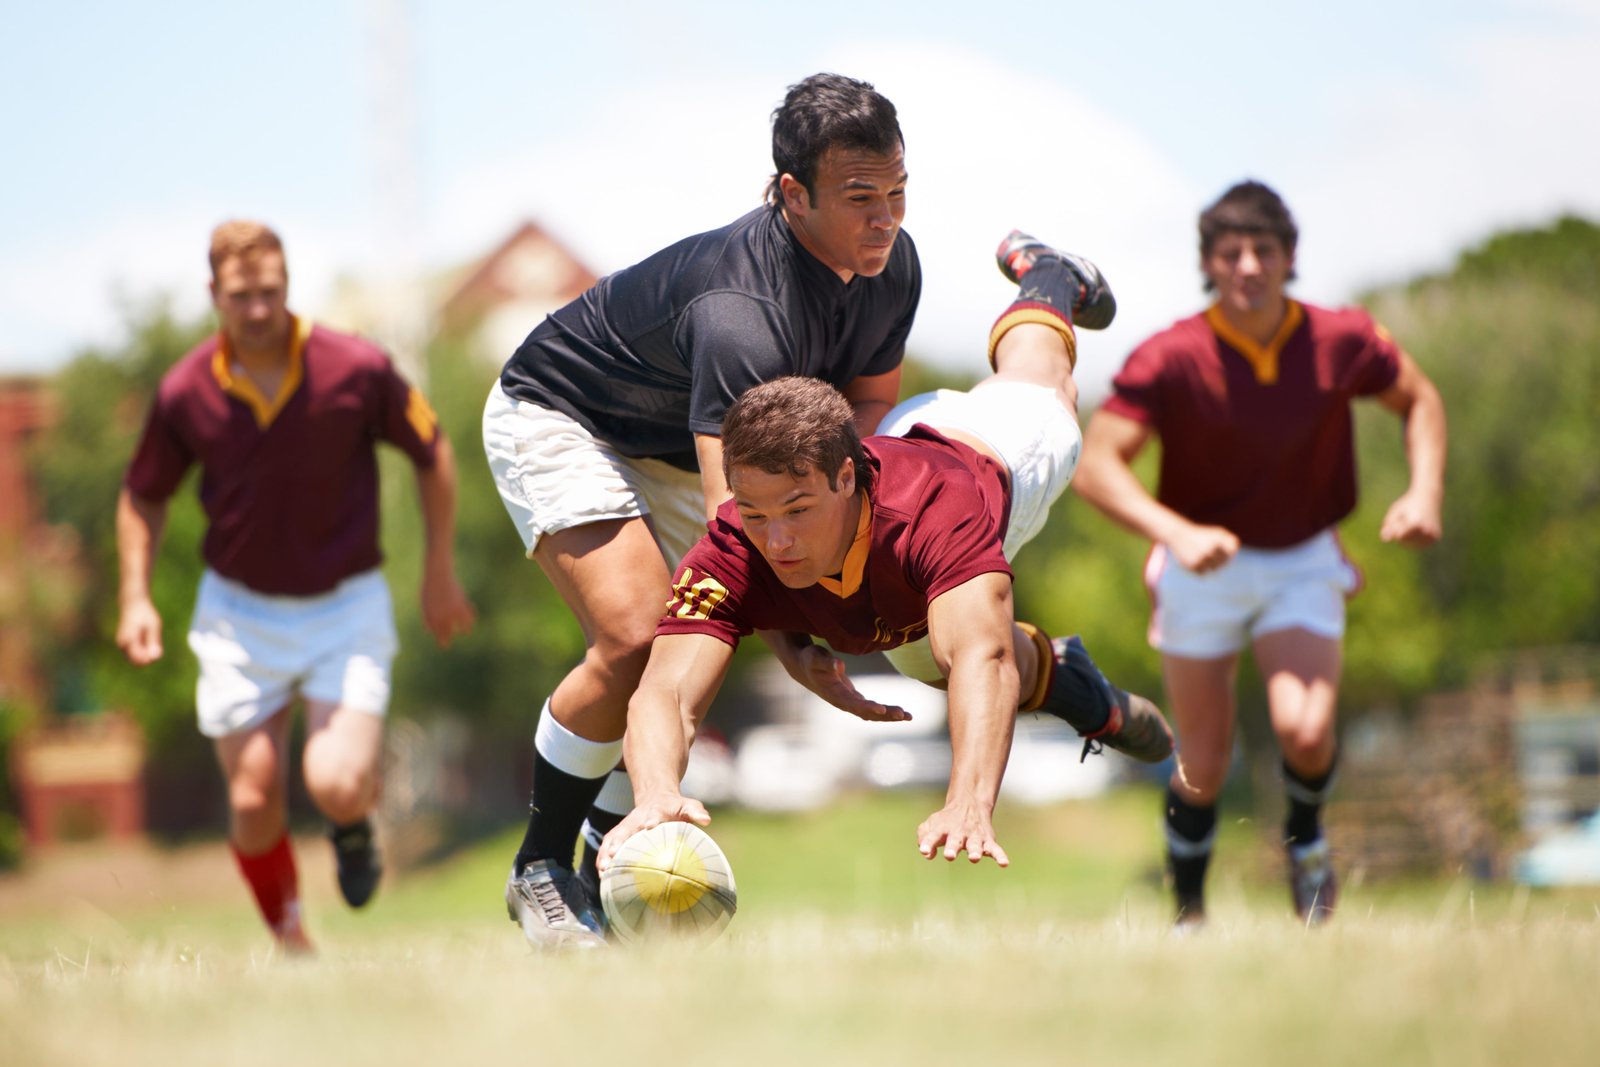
1279, 727, 1336, 775
308, 769, 375, 825
587, 619, 657, 690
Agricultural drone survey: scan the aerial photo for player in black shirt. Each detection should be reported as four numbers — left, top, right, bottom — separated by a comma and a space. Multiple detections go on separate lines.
485, 73, 920, 949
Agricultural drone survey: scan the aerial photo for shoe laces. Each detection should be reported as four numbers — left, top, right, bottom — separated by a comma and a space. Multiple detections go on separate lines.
519, 869, 577, 926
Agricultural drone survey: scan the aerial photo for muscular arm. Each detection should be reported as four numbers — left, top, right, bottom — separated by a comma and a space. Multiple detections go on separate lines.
1373, 352, 1448, 547
115, 488, 169, 666
841, 366, 903, 436
599, 632, 735, 869
693, 433, 731, 524
919, 571, 1019, 866
1074, 409, 1239, 573
413, 436, 477, 646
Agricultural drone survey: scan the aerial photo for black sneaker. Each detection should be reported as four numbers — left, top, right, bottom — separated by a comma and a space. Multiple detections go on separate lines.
994, 229, 1117, 330
1172, 895, 1208, 933
328, 818, 382, 909
1057, 636, 1174, 763
505, 859, 607, 951
1288, 838, 1338, 926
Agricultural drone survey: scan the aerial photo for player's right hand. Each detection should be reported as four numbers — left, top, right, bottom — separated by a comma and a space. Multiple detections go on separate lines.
597, 792, 711, 874
1169, 523, 1240, 575
115, 598, 164, 666
793, 644, 911, 723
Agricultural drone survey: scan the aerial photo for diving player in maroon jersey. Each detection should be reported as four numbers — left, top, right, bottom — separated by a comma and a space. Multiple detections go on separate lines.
599, 239, 1171, 874
1072, 181, 1447, 927
116, 221, 476, 953
486, 74, 920, 949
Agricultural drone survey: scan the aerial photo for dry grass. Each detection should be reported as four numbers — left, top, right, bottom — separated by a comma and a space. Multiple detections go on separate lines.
2, 790, 1597, 1067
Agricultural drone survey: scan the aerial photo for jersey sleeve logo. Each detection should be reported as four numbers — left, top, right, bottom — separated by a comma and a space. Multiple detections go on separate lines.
405, 387, 439, 444
668, 567, 730, 621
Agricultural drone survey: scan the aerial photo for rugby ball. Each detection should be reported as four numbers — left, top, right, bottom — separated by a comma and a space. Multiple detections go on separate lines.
600, 821, 738, 944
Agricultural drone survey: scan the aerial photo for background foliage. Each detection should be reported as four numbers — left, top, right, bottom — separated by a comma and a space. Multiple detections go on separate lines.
16, 216, 1600, 831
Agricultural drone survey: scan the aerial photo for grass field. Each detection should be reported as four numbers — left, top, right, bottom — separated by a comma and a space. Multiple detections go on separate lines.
2, 786, 1597, 1067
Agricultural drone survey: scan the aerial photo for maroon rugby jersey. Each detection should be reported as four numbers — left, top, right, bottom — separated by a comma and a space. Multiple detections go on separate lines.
1101, 300, 1402, 549
658, 425, 1012, 653
125, 316, 440, 596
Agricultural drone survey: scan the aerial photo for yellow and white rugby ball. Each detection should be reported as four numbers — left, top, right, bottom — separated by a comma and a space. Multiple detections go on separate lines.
600, 821, 738, 944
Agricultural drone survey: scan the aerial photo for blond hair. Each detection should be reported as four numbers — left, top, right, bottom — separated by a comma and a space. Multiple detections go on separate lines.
208, 220, 285, 278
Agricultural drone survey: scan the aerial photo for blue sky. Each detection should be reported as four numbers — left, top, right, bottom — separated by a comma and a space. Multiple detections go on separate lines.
3, 0, 1597, 398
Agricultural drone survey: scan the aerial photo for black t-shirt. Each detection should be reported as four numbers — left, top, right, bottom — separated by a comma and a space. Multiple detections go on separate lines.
498, 205, 921, 470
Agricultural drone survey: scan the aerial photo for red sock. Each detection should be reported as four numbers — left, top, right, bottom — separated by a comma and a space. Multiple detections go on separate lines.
231, 833, 309, 946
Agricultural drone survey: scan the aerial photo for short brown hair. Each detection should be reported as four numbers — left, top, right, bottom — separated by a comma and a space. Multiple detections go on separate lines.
208, 220, 285, 278
1197, 181, 1298, 291
721, 377, 873, 496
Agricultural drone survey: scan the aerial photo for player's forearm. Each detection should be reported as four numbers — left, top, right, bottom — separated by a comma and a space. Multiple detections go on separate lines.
943, 647, 1017, 811
1402, 376, 1448, 504
621, 691, 695, 800
848, 398, 895, 438
414, 437, 462, 573
757, 629, 814, 681
1074, 453, 1194, 546
115, 488, 165, 606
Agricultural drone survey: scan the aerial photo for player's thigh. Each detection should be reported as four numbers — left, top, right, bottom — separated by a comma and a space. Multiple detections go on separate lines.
1161, 652, 1239, 801
1253, 627, 1342, 764
534, 517, 674, 650
302, 698, 385, 786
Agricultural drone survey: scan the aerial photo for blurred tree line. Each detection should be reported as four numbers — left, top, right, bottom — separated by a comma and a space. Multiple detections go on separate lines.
16, 216, 1600, 824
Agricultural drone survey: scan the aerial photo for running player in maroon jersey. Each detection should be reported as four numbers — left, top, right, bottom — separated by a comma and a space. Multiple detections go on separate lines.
599, 239, 1170, 875
116, 221, 476, 953
1072, 181, 1447, 927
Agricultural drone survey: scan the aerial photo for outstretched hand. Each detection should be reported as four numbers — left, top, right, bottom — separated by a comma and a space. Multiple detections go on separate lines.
597, 792, 712, 874
792, 644, 911, 723
917, 799, 1009, 867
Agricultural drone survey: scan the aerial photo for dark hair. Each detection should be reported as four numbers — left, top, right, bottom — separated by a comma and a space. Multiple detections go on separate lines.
1198, 180, 1299, 289
721, 377, 873, 496
765, 73, 903, 208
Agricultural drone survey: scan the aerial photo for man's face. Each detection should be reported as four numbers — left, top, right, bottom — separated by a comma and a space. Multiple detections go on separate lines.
781, 145, 907, 283
1202, 231, 1293, 316
211, 251, 291, 356
729, 459, 858, 589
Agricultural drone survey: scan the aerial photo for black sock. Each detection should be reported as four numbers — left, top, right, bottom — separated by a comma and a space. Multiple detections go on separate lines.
1165, 785, 1216, 910
577, 806, 625, 889
514, 751, 608, 874
1015, 257, 1081, 317
1039, 636, 1119, 735
1283, 757, 1337, 848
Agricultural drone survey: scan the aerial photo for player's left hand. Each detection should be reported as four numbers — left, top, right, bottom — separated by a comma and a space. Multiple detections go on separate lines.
917, 800, 1009, 867
793, 644, 911, 723
1380, 489, 1443, 548
598, 792, 712, 874
421, 567, 477, 647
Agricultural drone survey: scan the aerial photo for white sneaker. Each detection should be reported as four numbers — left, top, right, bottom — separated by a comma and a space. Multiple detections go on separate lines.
505, 859, 607, 950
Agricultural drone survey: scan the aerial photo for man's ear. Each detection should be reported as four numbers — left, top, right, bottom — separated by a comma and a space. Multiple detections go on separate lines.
838, 457, 855, 496
779, 173, 809, 214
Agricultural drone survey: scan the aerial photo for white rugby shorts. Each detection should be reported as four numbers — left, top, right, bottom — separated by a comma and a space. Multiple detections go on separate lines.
1144, 529, 1363, 659
482, 380, 707, 565
876, 382, 1083, 683
187, 568, 397, 738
